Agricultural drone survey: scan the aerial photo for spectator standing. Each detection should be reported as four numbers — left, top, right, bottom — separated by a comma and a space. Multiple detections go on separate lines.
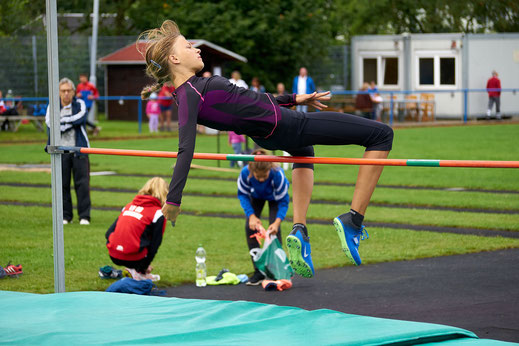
250, 77, 265, 93
46, 78, 91, 225
486, 70, 502, 119
228, 131, 246, 168
76, 73, 101, 136
237, 149, 290, 285
229, 71, 248, 89
158, 82, 175, 131
146, 92, 161, 133
292, 67, 316, 112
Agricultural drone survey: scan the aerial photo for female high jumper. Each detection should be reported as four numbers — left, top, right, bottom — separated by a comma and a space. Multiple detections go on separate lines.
138, 20, 393, 278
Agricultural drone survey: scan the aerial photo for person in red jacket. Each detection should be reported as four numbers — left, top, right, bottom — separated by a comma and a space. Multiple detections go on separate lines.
486, 70, 501, 119
76, 73, 102, 135
106, 177, 168, 281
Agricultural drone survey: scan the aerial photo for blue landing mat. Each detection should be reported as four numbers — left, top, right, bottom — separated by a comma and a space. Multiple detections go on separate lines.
0, 291, 515, 345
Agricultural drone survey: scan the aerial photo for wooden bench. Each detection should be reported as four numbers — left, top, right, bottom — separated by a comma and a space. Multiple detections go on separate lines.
0, 115, 46, 132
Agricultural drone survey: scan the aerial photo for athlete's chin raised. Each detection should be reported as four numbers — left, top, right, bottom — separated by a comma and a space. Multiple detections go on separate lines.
195, 61, 205, 73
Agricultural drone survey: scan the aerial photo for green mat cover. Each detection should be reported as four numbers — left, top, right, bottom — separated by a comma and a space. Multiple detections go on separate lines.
0, 290, 510, 345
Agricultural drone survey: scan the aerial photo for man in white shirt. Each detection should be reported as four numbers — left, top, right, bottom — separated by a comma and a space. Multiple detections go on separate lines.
292, 67, 316, 112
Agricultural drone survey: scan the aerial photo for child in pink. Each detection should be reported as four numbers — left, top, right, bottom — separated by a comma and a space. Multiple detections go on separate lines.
228, 131, 246, 168
146, 93, 161, 133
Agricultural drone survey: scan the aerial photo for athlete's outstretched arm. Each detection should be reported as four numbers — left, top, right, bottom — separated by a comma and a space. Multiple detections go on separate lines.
162, 87, 201, 222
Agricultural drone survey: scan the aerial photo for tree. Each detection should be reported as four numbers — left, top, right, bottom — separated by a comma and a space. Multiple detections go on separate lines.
0, 1, 45, 36
331, 0, 519, 42
123, 0, 335, 90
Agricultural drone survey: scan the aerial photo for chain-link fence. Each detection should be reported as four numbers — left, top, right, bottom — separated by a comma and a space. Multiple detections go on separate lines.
0, 35, 136, 112
0, 35, 349, 104
308, 45, 350, 91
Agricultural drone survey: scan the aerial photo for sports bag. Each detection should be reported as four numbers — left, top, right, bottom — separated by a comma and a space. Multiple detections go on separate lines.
250, 234, 293, 280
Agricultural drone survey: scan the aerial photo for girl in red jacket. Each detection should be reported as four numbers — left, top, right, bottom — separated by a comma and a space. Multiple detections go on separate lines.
106, 177, 168, 281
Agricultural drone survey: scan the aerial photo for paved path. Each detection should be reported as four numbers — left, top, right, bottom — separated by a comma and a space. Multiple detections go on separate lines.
165, 249, 519, 343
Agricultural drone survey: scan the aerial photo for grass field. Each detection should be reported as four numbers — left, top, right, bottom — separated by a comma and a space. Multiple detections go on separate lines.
1, 120, 518, 293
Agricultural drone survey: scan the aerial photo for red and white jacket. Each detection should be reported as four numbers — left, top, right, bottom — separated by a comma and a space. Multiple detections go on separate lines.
106, 195, 166, 261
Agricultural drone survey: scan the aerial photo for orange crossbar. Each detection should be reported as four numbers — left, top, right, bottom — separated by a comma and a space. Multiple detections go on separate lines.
69, 147, 519, 169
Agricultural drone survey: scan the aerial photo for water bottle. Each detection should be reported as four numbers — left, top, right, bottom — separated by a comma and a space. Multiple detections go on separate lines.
195, 245, 207, 287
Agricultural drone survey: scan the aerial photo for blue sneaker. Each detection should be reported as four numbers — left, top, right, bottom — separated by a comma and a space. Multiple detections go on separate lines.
333, 213, 369, 265
286, 224, 314, 278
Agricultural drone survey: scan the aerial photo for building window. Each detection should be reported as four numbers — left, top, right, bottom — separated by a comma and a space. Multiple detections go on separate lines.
440, 57, 455, 85
363, 58, 377, 84
361, 55, 399, 87
383, 57, 398, 85
419, 58, 434, 85
417, 54, 457, 88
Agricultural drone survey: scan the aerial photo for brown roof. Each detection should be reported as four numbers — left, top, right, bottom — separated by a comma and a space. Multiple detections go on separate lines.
98, 42, 147, 64
98, 40, 247, 65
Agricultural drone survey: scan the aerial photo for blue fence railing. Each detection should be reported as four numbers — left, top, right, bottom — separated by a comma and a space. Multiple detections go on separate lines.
2, 88, 517, 133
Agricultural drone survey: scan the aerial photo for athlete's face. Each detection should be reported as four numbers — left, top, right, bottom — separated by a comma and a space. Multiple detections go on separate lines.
253, 170, 270, 182
170, 35, 204, 73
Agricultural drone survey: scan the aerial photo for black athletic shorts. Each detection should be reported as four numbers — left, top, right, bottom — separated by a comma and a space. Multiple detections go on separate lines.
253, 107, 394, 169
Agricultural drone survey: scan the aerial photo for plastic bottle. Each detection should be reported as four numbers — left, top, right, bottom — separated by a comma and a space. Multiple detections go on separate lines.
195, 245, 207, 287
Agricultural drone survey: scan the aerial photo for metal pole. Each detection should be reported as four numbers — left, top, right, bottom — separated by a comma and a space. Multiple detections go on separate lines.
389, 92, 394, 126
89, 0, 99, 87
46, 0, 65, 293
463, 89, 468, 123
32, 36, 39, 97
89, 0, 99, 124
343, 45, 349, 90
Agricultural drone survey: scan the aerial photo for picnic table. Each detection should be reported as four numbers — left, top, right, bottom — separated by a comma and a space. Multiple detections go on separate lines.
0, 115, 46, 132
382, 96, 436, 122
328, 93, 436, 123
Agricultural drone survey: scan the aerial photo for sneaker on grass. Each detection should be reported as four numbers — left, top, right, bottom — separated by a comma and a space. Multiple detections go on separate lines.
286, 224, 314, 278
4, 262, 23, 277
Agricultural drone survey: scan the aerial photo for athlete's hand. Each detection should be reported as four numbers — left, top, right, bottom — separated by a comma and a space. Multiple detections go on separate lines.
249, 214, 263, 231
267, 218, 281, 236
296, 91, 331, 110
162, 203, 181, 224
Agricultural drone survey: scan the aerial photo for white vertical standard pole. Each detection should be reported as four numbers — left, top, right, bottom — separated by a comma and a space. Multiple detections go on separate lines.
88, 0, 100, 123
46, 0, 66, 293
32, 36, 38, 97
89, 0, 99, 86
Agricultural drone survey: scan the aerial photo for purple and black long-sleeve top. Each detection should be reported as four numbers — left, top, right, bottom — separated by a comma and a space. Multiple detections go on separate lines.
167, 75, 297, 206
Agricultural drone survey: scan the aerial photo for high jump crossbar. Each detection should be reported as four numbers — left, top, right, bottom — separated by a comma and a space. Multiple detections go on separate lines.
54, 146, 519, 168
